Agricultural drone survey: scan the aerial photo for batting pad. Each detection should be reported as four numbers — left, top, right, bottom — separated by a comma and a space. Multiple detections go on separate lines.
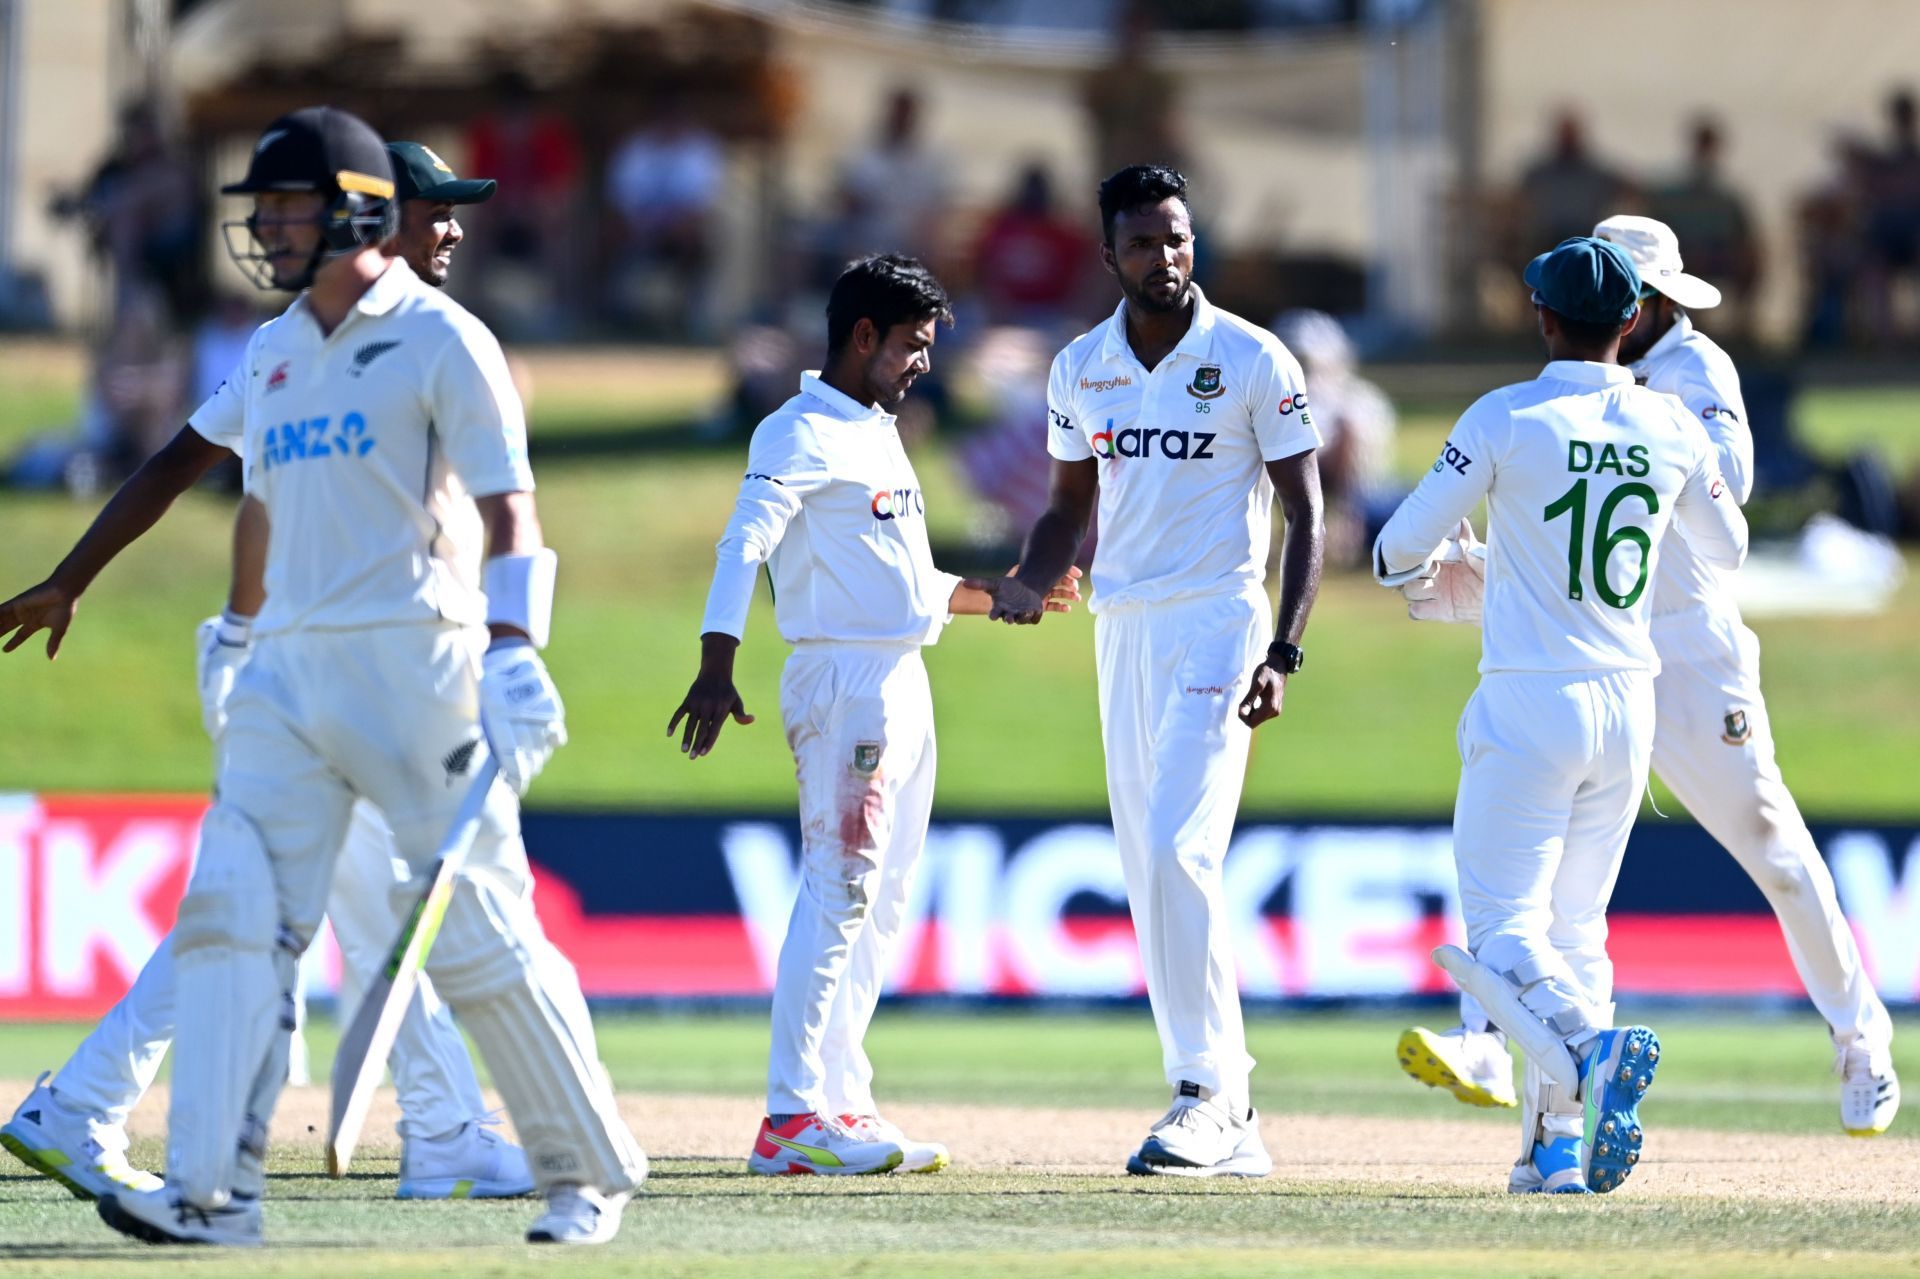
167, 805, 292, 1208
426, 870, 646, 1193
1432, 946, 1580, 1092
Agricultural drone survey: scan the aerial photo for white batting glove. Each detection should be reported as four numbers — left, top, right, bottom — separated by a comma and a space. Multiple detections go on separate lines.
1402, 518, 1486, 624
479, 642, 568, 796
194, 612, 254, 741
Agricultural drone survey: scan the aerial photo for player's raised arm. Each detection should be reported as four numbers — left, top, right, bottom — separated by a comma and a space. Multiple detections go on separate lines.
0, 424, 233, 658
1669, 414, 1749, 573
1373, 397, 1501, 589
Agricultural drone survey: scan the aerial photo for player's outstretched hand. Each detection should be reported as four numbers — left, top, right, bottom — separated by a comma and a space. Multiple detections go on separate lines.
1237, 662, 1287, 729
1043, 565, 1083, 613
668, 672, 754, 760
0, 580, 77, 659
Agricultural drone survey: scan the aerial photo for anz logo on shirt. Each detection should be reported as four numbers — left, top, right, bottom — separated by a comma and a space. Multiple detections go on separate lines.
261, 412, 375, 471
870, 486, 925, 521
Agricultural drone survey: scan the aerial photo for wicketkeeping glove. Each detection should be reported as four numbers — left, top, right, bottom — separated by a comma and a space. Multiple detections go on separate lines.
1401, 518, 1486, 625
479, 642, 568, 795
194, 612, 254, 741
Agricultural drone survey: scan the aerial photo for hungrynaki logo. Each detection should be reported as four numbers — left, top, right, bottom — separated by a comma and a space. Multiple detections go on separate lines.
1090, 418, 1215, 462
1081, 375, 1133, 394
871, 487, 925, 520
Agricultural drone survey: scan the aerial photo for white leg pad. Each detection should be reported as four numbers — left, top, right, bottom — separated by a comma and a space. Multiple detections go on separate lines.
167, 805, 294, 1208
426, 870, 645, 1194
1433, 946, 1579, 1093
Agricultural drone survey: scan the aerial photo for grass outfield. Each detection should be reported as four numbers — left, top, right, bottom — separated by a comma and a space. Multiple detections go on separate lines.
0, 1010, 1915, 1275
0, 347, 1916, 816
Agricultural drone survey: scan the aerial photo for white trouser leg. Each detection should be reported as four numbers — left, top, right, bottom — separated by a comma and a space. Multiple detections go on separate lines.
172, 637, 356, 1206
51, 933, 176, 1130
1455, 673, 1622, 1047
1102, 594, 1266, 1105
820, 694, 937, 1117
1653, 629, 1892, 1056
339, 626, 644, 1197
325, 799, 488, 1141
767, 647, 931, 1118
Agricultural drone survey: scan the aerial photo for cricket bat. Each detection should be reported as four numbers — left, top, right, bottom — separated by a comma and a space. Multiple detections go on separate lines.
326, 757, 500, 1177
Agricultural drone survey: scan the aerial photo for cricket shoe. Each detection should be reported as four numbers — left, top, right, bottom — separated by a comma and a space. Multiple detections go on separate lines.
97, 1187, 263, 1247
526, 1184, 627, 1245
1, 1071, 162, 1201
1396, 1025, 1517, 1108
397, 1115, 535, 1199
1579, 1026, 1659, 1194
1506, 1135, 1593, 1195
748, 1113, 903, 1175
841, 1113, 949, 1173
1837, 1046, 1900, 1136
1126, 1082, 1273, 1178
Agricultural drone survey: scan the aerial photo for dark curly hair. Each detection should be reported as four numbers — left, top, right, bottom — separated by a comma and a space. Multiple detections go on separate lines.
1097, 164, 1191, 244
826, 254, 954, 354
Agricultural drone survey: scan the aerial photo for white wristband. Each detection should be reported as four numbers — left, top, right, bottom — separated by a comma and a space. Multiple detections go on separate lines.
483, 548, 558, 649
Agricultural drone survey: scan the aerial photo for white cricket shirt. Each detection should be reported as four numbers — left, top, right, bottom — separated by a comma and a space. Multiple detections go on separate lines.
1046, 287, 1320, 611
700, 373, 962, 646
1632, 313, 1754, 651
1374, 360, 1748, 675
189, 262, 532, 636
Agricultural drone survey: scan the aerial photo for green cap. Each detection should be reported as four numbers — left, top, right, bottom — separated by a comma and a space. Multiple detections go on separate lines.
386, 141, 496, 204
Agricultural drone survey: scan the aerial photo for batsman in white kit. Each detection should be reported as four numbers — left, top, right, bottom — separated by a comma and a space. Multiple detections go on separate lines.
670, 255, 1079, 1176
1, 141, 532, 1207
0, 107, 644, 1245
1375, 236, 1749, 1193
1397, 215, 1900, 1137
988, 166, 1325, 1177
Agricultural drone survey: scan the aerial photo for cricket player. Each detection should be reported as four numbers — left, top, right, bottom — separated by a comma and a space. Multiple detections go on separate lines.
1398, 217, 1900, 1137
669, 254, 1080, 1176
0, 142, 534, 1205
1375, 235, 1749, 1194
0, 107, 645, 1245
987, 165, 1325, 1177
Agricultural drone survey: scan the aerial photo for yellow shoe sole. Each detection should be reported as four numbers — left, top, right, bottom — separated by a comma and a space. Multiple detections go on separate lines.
0, 1130, 94, 1201
1396, 1027, 1517, 1109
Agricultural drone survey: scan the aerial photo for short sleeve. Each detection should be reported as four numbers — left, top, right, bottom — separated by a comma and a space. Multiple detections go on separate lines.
187, 342, 253, 455
1045, 350, 1094, 463
427, 317, 535, 498
1249, 340, 1323, 461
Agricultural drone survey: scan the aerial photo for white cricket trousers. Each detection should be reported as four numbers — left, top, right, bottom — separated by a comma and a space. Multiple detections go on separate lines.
1454, 669, 1654, 1041
1095, 589, 1270, 1105
51, 800, 488, 1141
178, 623, 643, 1199
766, 642, 936, 1118
1651, 615, 1892, 1056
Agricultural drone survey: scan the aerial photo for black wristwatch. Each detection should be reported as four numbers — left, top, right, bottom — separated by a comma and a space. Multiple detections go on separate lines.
1265, 641, 1305, 675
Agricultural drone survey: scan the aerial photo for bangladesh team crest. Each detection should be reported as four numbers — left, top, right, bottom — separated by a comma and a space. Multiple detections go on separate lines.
1720, 709, 1752, 745
852, 742, 882, 775
1187, 365, 1225, 400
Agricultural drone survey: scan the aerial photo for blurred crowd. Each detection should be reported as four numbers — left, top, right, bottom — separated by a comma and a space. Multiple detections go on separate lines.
9, 28, 1919, 569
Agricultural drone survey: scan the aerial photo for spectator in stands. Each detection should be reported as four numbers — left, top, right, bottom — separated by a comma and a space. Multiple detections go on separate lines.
971, 164, 1095, 326
462, 72, 584, 336
1861, 88, 1920, 345
1648, 118, 1759, 337
605, 99, 727, 339
1083, 2, 1186, 180
1799, 133, 1875, 349
837, 88, 951, 262
1517, 111, 1633, 253
1274, 309, 1397, 568
50, 99, 200, 325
